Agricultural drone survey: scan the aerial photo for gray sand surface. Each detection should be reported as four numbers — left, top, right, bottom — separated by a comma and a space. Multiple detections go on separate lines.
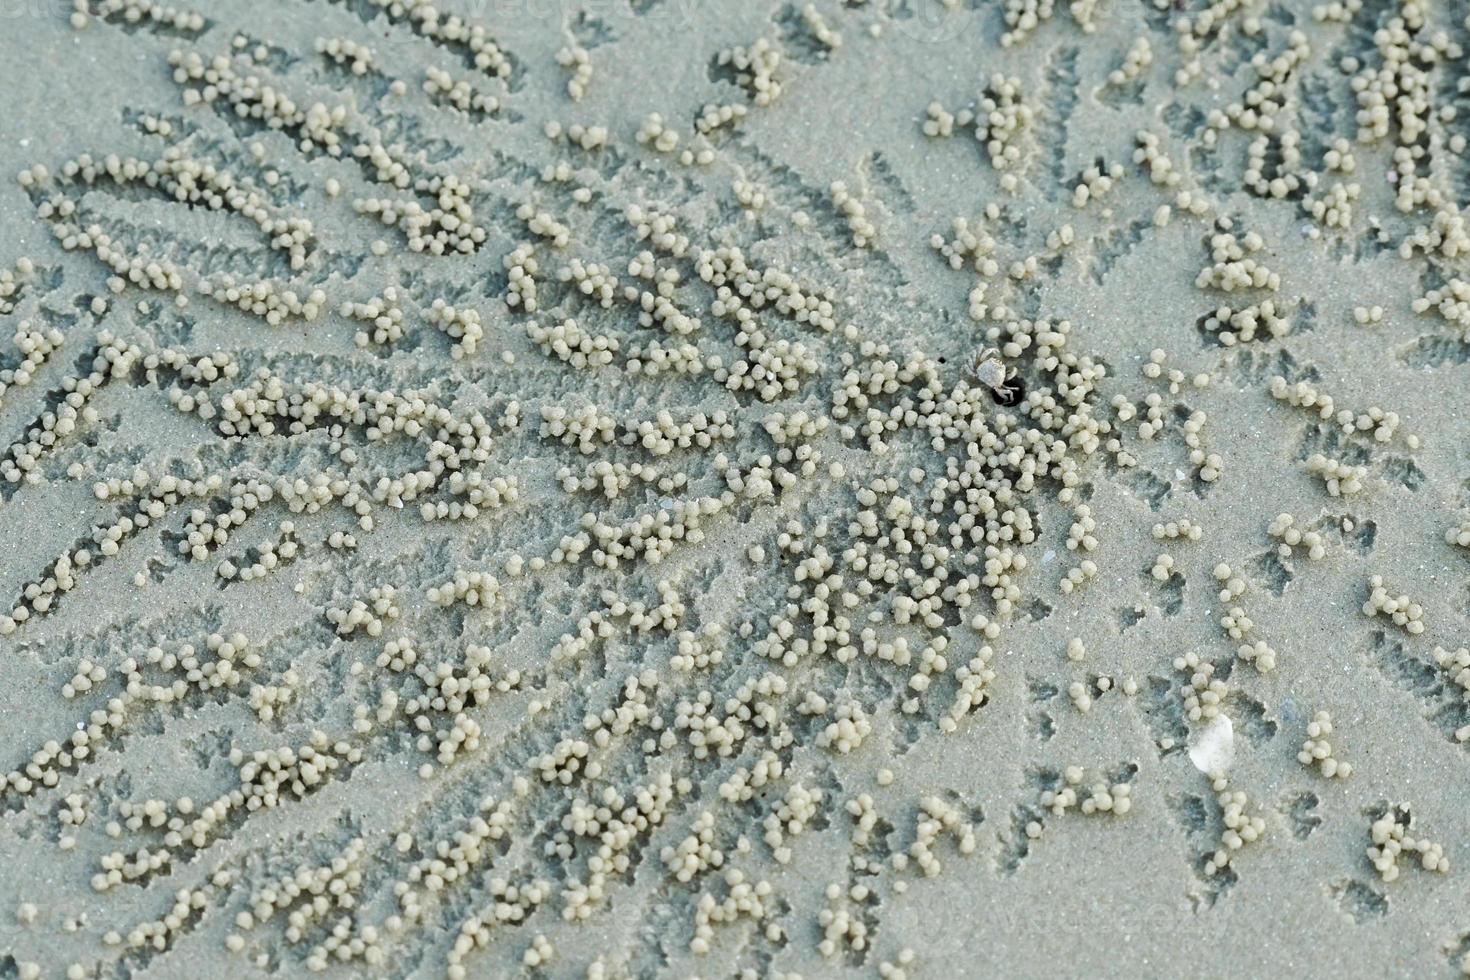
2, 0, 1470, 977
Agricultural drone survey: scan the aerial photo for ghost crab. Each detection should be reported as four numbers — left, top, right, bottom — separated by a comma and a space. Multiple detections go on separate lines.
970, 347, 1024, 406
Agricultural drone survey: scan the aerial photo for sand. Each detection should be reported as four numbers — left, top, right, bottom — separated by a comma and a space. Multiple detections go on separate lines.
2, 0, 1470, 977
